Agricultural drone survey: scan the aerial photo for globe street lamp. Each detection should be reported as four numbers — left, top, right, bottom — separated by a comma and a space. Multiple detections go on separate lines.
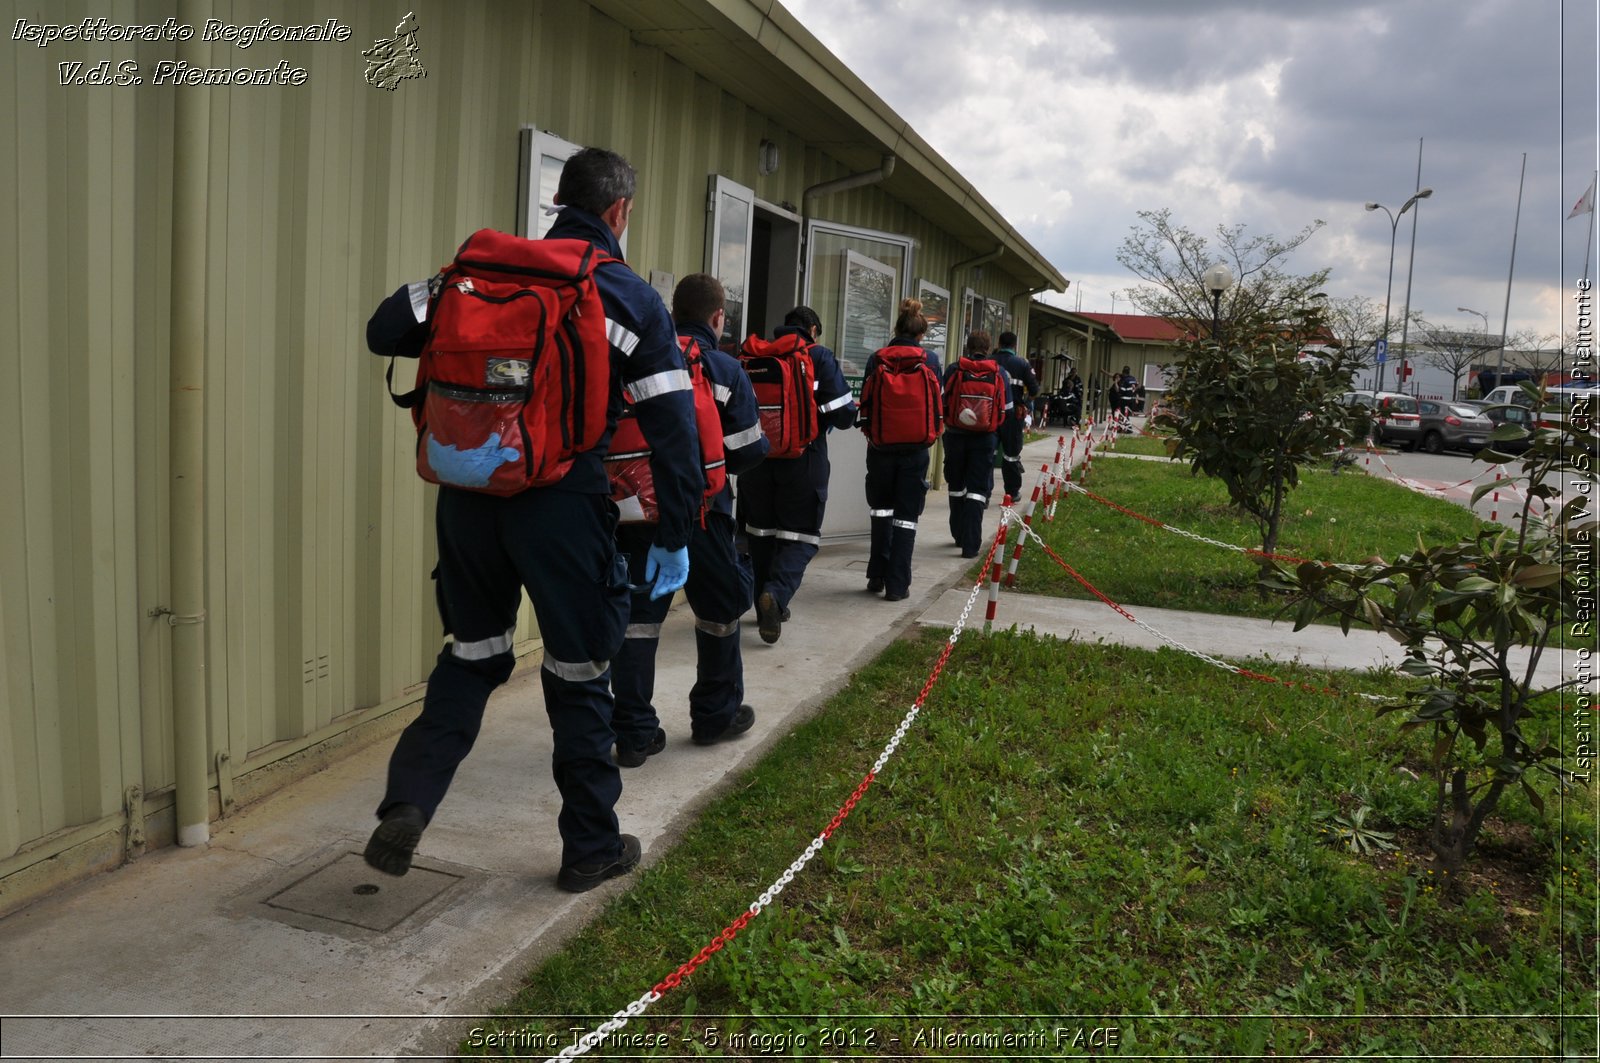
1364, 187, 1433, 391
1203, 262, 1233, 344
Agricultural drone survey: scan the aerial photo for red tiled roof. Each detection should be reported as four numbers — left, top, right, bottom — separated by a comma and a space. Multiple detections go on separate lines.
1076, 312, 1191, 343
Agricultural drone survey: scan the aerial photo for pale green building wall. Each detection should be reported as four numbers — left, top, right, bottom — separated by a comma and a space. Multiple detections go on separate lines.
0, 0, 1048, 895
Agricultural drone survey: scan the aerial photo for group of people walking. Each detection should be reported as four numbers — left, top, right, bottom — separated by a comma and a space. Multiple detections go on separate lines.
359, 145, 1038, 894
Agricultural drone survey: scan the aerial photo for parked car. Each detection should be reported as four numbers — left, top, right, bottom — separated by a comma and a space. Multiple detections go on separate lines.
1478, 384, 1538, 408
1416, 400, 1496, 455
1339, 390, 1422, 449
1477, 402, 1537, 454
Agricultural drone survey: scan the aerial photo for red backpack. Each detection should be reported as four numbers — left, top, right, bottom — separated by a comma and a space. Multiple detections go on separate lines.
862, 345, 942, 447
944, 356, 1007, 432
604, 336, 728, 523
738, 333, 819, 459
389, 229, 612, 495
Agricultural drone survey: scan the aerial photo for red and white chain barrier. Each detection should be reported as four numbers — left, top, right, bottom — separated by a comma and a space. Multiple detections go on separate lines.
546, 509, 1018, 1063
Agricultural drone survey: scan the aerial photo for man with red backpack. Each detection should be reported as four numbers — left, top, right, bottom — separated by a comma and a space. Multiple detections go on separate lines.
608, 274, 769, 766
857, 298, 944, 600
361, 148, 702, 893
736, 307, 856, 644
943, 330, 1013, 558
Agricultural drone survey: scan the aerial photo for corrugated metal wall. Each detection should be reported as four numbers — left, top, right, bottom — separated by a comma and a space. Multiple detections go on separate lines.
0, 0, 1044, 884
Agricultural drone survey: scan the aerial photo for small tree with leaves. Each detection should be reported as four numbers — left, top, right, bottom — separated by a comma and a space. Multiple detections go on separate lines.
1266, 388, 1595, 879
1156, 301, 1364, 558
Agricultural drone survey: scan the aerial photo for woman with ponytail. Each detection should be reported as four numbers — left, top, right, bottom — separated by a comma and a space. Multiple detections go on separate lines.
856, 298, 943, 601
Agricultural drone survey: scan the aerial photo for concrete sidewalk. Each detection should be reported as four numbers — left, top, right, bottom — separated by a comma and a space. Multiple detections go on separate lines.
0, 430, 1583, 1061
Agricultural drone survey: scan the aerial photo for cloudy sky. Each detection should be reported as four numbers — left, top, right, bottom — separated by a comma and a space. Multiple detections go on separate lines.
785, 0, 1599, 345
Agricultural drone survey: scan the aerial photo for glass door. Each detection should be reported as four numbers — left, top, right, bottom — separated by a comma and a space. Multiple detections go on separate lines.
706, 175, 756, 355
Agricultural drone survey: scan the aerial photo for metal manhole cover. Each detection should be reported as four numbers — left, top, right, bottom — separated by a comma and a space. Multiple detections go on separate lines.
262, 852, 463, 932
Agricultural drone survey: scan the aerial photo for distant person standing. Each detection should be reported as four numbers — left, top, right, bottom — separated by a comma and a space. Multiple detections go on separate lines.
857, 299, 944, 599
993, 331, 1040, 500
736, 307, 856, 643
942, 330, 1010, 558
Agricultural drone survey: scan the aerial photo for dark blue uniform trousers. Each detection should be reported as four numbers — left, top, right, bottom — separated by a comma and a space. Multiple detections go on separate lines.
943, 430, 997, 556
998, 411, 1026, 500
737, 451, 829, 611
612, 513, 753, 749
865, 446, 930, 597
377, 487, 630, 869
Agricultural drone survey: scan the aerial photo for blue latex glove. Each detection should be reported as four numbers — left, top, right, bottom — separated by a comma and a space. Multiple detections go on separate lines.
426, 431, 521, 488
644, 543, 689, 600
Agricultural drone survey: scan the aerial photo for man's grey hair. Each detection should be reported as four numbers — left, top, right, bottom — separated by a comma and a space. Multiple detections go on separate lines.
556, 147, 637, 216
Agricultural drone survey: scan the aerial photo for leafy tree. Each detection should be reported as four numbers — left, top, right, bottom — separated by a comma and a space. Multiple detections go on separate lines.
1156, 302, 1364, 558
1267, 389, 1595, 879
1116, 209, 1330, 336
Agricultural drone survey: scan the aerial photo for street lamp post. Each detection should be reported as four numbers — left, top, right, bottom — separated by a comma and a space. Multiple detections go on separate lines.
1457, 305, 1489, 397
1203, 263, 1234, 344
1364, 187, 1433, 392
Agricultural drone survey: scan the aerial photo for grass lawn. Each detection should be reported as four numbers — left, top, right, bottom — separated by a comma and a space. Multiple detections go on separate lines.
462, 630, 1595, 1059
1013, 451, 1489, 622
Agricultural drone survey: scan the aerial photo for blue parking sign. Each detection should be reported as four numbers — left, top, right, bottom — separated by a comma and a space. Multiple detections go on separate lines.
1375, 338, 1388, 364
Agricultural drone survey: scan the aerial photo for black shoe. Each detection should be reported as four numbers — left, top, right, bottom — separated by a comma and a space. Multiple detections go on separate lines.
615, 727, 666, 768
557, 834, 642, 893
883, 590, 908, 602
363, 803, 426, 877
756, 592, 782, 644
866, 577, 884, 594
960, 549, 979, 559
693, 703, 756, 746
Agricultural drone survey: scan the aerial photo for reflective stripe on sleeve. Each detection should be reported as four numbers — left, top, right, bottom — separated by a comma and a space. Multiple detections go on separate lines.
628, 369, 693, 401
450, 625, 516, 661
542, 655, 610, 683
407, 281, 430, 323
694, 617, 740, 638
607, 320, 641, 356
819, 392, 853, 413
712, 382, 733, 404
724, 423, 764, 450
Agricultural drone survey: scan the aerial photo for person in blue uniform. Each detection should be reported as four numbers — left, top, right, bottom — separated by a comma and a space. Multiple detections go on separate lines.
362, 147, 701, 893
857, 298, 944, 600
611, 274, 770, 765
993, 331, 1041, 500
943, 330, 1011, 559
737, 307, 856, 643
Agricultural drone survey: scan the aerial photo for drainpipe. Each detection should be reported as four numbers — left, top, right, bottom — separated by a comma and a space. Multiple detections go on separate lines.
802, 153, 897, 213
169, 0, 212, 847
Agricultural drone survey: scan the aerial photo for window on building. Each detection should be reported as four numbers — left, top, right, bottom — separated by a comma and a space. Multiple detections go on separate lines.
805, 222, 914, 393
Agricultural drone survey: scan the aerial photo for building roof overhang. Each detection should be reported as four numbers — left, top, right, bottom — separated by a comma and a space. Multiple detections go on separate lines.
587, 0, 1068, 292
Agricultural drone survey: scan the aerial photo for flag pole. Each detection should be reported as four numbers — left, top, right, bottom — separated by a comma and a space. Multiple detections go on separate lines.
1494, 153, 1527, 390
1584, 169, 1596, 282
